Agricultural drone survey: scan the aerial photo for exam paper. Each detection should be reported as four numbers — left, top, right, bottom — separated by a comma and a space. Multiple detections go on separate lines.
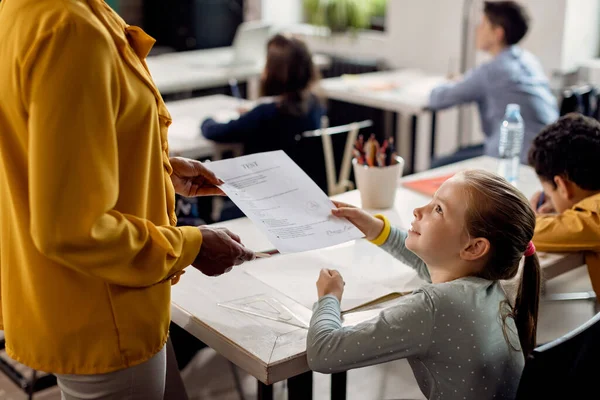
204, 151, 363, 253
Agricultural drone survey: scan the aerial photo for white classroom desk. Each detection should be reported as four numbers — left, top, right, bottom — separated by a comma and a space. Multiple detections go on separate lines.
319, 69, 446, 173
148, 49, 331, 98
170, 156, 584, 397
166, 94, 247, 160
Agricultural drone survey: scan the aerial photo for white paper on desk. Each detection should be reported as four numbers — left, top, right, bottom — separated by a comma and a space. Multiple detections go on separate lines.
203, 150, 363, 253
246, 240, 426, 312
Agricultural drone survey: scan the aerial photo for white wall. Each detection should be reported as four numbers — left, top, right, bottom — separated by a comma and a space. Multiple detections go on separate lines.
261, 0, 303, 26
516, 0, 568, 75
561, 0, 600, 72
384, 0, 464, 74
260, 0, 600, 77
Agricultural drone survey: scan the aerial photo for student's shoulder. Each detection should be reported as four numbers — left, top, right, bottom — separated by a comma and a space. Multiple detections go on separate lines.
574, 192, 600, 214
247, 101, 279, 118
419, 278, 495, 309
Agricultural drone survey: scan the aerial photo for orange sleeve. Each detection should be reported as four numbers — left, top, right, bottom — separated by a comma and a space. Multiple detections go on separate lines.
534, 209, 600, 253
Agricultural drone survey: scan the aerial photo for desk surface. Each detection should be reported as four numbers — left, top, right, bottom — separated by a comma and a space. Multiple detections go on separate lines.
166, 95, 247, 159
319, 69, 446, 114
171, 156, 584, 385
147, 48, 262, 95
148, 48, 331, 95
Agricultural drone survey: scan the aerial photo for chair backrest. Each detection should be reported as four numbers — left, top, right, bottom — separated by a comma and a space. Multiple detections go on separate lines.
515, 311, 600, 399
559, 84, 598, 118
298, 118, 373, 196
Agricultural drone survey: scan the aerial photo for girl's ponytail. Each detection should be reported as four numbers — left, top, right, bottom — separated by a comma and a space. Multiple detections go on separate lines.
513, 245, 541, 356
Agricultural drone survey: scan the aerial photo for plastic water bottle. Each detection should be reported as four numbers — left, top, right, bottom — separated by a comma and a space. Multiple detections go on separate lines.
498, 104, 524, 184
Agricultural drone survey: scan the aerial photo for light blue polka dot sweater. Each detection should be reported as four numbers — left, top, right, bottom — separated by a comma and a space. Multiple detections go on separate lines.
307, 227, 524, 400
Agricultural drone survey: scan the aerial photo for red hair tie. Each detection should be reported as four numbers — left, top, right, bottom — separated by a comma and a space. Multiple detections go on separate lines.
524, 241, 536, 257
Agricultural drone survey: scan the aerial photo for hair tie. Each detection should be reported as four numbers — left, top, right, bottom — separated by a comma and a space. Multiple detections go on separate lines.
524, 241, 536, 257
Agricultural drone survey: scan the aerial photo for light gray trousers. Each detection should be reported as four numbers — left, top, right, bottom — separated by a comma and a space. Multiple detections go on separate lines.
56, 338, 188, 400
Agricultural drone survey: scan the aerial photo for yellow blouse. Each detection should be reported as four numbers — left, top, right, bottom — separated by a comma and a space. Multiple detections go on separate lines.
0, 0, 202, 373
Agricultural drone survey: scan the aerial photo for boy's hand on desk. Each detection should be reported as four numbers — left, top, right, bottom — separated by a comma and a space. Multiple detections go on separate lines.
331, 201, 384, 241
530, 191, 555, 214
170, 157, 225, 197
192, 226, 255, 277
317, 269, 345, 302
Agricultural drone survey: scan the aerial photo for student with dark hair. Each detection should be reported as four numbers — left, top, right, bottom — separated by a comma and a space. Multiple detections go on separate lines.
429, 1, 558, 166
201, 34, 325, 155
529, 113, 600, 297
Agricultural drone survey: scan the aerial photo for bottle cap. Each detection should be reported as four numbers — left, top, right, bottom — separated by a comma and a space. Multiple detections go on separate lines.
505, 104, 521, 114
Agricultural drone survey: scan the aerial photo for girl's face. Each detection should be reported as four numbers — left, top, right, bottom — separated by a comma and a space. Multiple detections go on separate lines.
405, 177, 472, 266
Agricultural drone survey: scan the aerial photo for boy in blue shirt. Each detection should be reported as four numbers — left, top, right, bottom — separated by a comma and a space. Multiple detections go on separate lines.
429, 1, 558, 166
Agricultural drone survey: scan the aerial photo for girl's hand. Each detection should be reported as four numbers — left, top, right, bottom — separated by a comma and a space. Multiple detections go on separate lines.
331, 201, 384, 241
316, 269, 345, 302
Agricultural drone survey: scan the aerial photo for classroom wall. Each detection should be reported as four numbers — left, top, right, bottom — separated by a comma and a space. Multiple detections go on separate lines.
560, 0, 600, 73
291, 0, 600, 75
261, 0, 303, 26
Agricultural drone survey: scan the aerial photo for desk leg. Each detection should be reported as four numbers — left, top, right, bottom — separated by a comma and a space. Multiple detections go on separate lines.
287, 371, 313, 400
331, 371, 347, 400
409, 115, 418, 174
430, 111, 437, 161
257, 381, 273, 400
248, 77, 260, 100
396, 113, 413, 175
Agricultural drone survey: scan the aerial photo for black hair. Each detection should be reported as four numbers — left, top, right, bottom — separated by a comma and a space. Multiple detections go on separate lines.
528, 113, 600, 190
484, 1, 530, 45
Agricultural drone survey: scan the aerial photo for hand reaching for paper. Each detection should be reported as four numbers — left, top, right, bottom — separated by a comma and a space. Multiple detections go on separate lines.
170, 157, 224, 197
331, 201, 384, 241
192, 226, 255, 277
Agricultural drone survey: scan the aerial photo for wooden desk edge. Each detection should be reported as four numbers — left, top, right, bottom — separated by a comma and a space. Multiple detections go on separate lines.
266, 352, 310, 385
171, 303, 270, 384
171, 301, 312, 385
541, 252, 586, 281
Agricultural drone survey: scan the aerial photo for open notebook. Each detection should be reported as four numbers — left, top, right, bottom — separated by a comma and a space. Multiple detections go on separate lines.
244, 239, 425, 314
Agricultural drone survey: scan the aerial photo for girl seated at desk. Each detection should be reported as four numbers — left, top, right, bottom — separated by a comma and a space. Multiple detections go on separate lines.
307, 170, 541, 399
201, 34, 324, 154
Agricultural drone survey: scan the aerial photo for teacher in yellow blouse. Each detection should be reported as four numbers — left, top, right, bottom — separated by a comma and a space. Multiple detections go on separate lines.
0, 0, 255, 398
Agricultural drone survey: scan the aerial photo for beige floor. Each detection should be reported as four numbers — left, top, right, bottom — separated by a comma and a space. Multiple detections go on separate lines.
0, 266, 595, 400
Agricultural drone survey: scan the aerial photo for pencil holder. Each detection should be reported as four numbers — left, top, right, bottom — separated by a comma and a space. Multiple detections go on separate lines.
352, 156, 404, 209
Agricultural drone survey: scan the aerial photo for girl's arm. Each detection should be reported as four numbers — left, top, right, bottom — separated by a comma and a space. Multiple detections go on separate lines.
307, 290, 435, 373
371, 216, 431, 283
201, 103, 275, 143
330, 206, 431, 282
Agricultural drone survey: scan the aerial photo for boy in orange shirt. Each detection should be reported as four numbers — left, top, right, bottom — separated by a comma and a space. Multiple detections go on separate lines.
529, 114, 600, 297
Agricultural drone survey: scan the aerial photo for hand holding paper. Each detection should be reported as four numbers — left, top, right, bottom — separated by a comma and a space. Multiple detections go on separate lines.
203, 151, 363, 253
331, 201, 385, 241
192, 226, 255, 276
